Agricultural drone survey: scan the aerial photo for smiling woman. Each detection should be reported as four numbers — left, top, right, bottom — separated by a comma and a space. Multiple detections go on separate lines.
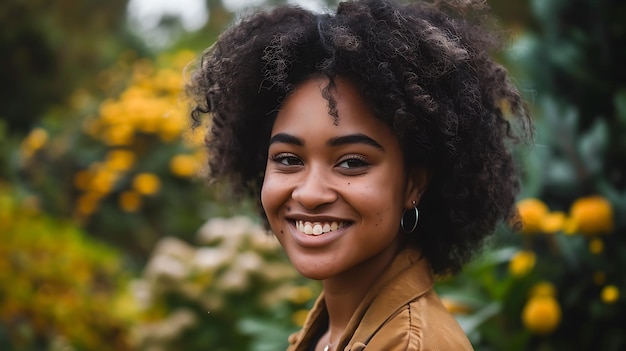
186, 0, 532, 350
262, 78, 424, 284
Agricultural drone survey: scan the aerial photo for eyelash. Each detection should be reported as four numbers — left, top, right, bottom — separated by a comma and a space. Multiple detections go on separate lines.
336, 154, 369, 169
270, 153, 302, 166
269, 153, 370, 171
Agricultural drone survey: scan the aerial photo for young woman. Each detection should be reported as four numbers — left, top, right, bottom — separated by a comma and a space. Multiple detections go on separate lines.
186, 0, 531, 349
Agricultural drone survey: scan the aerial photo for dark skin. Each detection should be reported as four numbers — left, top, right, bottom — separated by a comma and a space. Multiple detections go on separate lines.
261, 77, 430, 350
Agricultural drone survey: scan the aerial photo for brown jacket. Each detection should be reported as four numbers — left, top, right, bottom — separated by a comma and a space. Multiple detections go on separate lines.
286, 248, 474, 351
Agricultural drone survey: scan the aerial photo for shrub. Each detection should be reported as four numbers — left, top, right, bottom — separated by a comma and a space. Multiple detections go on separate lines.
0, 184, 136, 351
128, 216, 319, 351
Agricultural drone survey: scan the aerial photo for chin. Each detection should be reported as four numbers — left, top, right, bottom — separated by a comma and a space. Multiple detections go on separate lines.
291, 262, 335, 281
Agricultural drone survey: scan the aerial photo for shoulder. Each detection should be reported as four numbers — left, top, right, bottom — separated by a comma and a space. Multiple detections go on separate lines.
361, 290, 474, 351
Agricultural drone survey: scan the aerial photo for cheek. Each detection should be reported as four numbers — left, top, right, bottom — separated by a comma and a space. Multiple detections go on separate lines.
350, 177, 405, 224
261, 175, 292, 239
260, 173, 288, 215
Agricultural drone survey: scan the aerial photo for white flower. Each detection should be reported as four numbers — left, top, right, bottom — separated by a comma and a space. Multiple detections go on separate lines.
196, 216, 258, 248
257, 262, 299, 282
249, 229, 282, 252
217, 269, 248, 292
235, 251, 263, 273
145, 254, 188, 282
131, 279, 153, 309
166, 308, 197, 332
152, 236, 195, 260
132, 308, 197, 345
193, 247, 232, 271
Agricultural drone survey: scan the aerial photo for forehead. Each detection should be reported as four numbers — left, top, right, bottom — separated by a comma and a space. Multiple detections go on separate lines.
272, 77, 397, 142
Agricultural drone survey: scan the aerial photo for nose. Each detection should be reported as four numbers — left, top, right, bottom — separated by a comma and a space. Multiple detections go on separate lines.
291, 167, 337, 210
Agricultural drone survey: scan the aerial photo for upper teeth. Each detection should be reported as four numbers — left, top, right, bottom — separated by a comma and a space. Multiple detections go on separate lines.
295, 220, 346, 235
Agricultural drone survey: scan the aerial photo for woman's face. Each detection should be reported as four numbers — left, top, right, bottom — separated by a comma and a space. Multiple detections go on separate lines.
261, 77, 423, 281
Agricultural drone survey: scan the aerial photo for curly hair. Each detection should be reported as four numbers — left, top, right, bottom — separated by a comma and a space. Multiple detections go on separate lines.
186, 0, 532, 275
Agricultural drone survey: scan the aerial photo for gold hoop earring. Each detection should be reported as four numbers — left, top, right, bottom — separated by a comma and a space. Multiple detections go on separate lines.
401, 200, 419, 233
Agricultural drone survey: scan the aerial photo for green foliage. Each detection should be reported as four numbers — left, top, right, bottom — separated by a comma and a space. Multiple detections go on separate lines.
511, 0, 626, 191
0, 0, 148, 134
435, 0, 626, 349
0, 185, 135, 351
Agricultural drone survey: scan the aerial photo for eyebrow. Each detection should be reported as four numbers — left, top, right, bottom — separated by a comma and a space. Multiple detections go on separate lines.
268, 132, 384, 151
268, 133, 304, 146
328, 133, 384, 151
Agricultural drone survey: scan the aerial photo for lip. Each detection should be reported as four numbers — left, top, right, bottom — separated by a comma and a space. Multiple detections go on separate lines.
285, 216, 352, 248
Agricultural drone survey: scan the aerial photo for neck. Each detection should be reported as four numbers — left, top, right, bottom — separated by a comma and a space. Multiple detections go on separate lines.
321, 241, 400, 348
323, 281, 366, 341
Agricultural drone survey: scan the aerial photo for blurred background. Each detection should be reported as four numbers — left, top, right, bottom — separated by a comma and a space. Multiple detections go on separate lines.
0, 0, 624, 350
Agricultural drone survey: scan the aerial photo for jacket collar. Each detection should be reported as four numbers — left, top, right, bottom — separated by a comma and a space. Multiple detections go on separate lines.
290, 247, 435, 350
338, 247, 434, 349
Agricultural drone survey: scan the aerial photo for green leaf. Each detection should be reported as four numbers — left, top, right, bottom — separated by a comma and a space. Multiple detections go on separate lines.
614, 89, 626, 125
455, 302, 501, 334
578, 118, 608, 175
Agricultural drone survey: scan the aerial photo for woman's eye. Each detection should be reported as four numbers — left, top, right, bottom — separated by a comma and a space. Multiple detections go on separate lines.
281, 157, 302, 166
272, 154, 303, 166
337, 157, 368, 169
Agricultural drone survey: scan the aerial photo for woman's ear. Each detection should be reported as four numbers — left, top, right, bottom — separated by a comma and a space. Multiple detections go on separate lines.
404, 167, 431, 208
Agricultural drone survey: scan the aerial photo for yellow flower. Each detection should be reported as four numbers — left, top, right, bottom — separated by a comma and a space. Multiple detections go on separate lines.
291, 309, 310, 327
132, 173, 161, 195
21, 128, 49, 158
562, 217, 578, 235
509, 250, 536, 277
76, 192, 100, 216
169, 154, 199, 178
171, 50, 196, 70
516, 198, 549, 234
540, 211, 566, 234
158, 115, 184, 142
90, 168, 119, 196
522, 295, 561, 334
119, 191, 142, 212
104, 124, 134, 146
601, 285, 619, 304
288, 286, 313, 305
529, 282, 557, 298
105, 150, 136, 172
569, 196, 614, 236
183, 127, 208, 148
588, 238, 604, 255
73, 170, 93, 191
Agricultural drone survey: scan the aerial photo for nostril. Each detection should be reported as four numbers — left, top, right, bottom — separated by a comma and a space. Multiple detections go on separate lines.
292, 188, 337, 209
291, 169, 338, 209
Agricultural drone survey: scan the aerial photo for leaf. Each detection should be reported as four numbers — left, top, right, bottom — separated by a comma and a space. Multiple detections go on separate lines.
238, 318, 291, 351
613, 90, 626, 125
455, 302, 501, 334
577, 118, 608, 175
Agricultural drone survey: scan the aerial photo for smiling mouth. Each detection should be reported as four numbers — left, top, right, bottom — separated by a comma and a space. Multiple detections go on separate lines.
294, 220, 348, 236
